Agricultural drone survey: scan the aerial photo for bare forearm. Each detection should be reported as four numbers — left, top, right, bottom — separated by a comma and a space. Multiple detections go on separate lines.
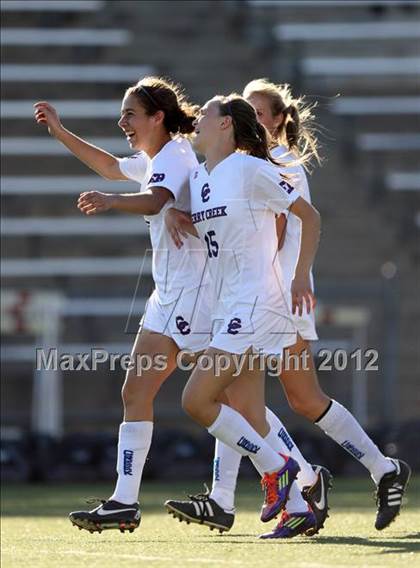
110, 193, 164, 215
295, 211, 321, 275
55, 127, 123, 179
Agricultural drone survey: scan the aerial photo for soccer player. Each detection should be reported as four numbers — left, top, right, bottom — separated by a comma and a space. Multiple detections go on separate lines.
34, 76, 212, 533
165, 93, 323, 538
165, 79, 411, 536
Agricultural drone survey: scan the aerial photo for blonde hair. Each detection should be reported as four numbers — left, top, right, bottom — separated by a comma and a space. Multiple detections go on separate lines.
243, 78, 321, 168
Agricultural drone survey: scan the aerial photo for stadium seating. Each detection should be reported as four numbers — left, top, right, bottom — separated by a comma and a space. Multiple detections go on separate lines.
1, 176, 139, 194
2, 100, 121, 118
2, 64, 153, 82
1, 28, 131, 46
1, 0, 419, 439
1, 0, 104, 11
273, 21, 420, 41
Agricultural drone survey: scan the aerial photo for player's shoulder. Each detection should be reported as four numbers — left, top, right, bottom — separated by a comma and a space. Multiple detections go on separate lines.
235, 152, 268, 171
241, 153, 277, 177
118, 150, 151, 184
125, 150, 149, 161
120, 150, 150, 168
156, 136, 194, 161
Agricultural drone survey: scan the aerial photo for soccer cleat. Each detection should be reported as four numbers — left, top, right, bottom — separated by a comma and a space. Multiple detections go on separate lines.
260, 456, 300, 523
375, 459, 411, 530
69, 499, 141, 533
302, 464, 333, 536
259, 509, 317, 539
164, 485, 234, 534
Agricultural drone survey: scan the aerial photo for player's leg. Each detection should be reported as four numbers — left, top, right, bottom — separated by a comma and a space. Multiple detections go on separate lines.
280, 333, 411, 529
208, 369, 269, 516
165, 366, 268, 532
181, 348, 301, 523
69, 328, 179, 533
225, 369, 317, 540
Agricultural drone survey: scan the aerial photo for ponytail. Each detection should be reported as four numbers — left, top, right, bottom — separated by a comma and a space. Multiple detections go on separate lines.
283, 104, 300, 150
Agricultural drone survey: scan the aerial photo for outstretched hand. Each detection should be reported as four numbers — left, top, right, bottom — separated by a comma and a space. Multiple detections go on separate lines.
77, 191, 116, 216
33, 101, 63, 136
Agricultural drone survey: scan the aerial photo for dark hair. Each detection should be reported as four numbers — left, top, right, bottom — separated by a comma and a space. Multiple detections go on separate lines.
217, 94, 280, 165
126, 76, 198, 135
243, 78, 321, 167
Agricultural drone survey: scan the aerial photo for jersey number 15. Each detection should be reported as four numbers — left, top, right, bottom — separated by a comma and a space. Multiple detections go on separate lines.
204, 230, 219, 258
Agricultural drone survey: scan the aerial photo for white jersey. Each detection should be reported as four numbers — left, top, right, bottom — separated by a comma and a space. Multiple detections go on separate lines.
272, 145, 317, 341
190, 152, 299, 316
119, 138, 206, 304
272, 145, 313, 288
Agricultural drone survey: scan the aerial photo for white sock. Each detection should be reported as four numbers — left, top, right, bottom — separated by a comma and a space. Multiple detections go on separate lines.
209, 439, 241, 511
265, 407, 317, 490
109, 421, 153, 504
248, 419, 307, 513
209, 407, 316, 510
208, 404, 285, 474
315, 400, 395, 484
285, 480, 309, 514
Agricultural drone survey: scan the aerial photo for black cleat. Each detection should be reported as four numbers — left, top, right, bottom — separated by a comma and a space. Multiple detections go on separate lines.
302, 465, 333, 536
69, 499, 141, 533
375, 459, 411, 530
164, 485, 234, 534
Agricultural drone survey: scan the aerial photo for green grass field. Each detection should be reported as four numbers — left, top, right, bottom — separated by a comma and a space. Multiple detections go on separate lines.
2, 478, 419, 568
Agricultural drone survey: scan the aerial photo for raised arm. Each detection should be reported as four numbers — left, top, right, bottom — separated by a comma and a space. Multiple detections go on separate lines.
288, 196, 321, 315
34, 101, 126, 180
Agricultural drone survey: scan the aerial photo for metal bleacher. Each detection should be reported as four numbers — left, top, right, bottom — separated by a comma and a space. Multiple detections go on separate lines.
245, 0, 420, 425
1, 0, 419, 433
1, 0, 157, 428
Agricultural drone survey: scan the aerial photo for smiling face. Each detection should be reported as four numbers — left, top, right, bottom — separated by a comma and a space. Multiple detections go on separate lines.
192, 97, 231, 154
118, 93, 156, 151
245, 92, 283, 136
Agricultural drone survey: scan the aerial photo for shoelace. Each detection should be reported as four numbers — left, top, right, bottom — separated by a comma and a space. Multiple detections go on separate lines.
261, 472, 279, 506
85, 497, 106, 505
187, 483, 211, 503
186, 484, 211, 522
273, 510, 290, 529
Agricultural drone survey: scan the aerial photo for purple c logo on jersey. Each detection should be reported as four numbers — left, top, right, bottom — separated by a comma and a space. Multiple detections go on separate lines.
227, 317, 242, 335
175, 316, 191, 335
201, 183, 211, 203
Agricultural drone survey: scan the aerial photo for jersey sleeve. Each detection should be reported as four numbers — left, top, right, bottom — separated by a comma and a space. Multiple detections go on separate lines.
252, 161, 299, 214
146, 148, 190, 201
118, 152, 151, 184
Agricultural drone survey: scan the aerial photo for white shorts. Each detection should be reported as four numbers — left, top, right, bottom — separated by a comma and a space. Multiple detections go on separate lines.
291, 310, 318, 341
140, 287, 212, 352
209, 306, 297, 356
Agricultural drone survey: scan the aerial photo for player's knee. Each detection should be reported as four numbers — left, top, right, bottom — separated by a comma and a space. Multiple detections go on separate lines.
121, 375, 152, 408
287, 393, 314, 419
181, 389, 201, 421
231, 401, 258, 425
288, 393, 326, 421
